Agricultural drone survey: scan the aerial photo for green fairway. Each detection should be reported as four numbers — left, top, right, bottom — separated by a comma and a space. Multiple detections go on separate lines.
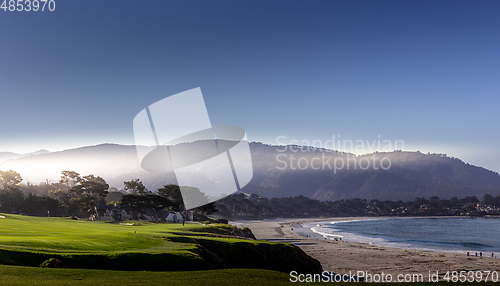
0, 215, 496, 285
0, 214, 201, 253
0, 214, 322, 273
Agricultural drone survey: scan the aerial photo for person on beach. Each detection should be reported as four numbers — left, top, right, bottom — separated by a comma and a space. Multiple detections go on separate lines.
480, 252, 482, 258
467, 252, 469, 256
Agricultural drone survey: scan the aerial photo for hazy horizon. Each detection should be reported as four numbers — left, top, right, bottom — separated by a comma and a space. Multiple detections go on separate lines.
2, 1, 499, 172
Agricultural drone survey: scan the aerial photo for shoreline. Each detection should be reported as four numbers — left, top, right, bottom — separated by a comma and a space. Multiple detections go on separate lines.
294, 216, 497, 255
232, 217, 500, 281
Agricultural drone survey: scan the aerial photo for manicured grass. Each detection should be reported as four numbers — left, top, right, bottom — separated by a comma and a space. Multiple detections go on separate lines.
0, 265, 293, 286
0, 215, 306, 284
0, 214, 202, 253
0, 265, 497, 286
0, 215, 495, 285
0, 214, 322, 273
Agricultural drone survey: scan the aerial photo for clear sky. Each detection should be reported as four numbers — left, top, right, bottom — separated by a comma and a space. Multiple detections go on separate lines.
1, 1, 499, 171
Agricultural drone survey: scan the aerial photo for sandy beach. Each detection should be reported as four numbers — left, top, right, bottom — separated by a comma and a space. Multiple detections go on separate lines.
233, 218, 500, 282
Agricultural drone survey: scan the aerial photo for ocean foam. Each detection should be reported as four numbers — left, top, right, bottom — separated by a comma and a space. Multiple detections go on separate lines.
302, 218, 499, 255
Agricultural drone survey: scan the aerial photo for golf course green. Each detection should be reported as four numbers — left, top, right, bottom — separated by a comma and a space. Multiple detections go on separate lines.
0, 213, 321, 273
0, 214, 494, 285
0, 214, 196, 253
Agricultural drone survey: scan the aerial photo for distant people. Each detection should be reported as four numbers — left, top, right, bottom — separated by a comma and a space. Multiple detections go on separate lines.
492, 253, 494, 258
476, 253, 478, 257
467, 252, 469, 256
480, 252, 483, 258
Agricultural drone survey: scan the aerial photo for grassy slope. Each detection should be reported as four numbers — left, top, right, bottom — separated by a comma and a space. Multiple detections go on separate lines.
0, 266, 293, 286
0, 215, 496, 285
0, 265, 497, 286
0, 214, 321, 273
0, 214, 198, 253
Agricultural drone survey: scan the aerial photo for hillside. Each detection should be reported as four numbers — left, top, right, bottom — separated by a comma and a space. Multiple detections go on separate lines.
248, 144, 500, 201
2, 143, 500, 201
0, 150, 50, 164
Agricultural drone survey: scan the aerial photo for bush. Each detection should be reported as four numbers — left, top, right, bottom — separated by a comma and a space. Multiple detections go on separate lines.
40, 258, 65, 268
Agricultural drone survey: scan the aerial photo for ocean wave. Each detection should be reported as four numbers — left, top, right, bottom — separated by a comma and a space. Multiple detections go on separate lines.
304, 217, 500, 254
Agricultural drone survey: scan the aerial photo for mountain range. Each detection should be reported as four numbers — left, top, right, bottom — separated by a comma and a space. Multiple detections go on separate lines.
0, 150, 50, 163
1, 143, 499, 201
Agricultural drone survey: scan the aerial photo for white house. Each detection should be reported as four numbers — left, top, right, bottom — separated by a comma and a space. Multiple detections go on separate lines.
121, 209, 133, 220
102, 209, 111, 220
166, 212, 184, 223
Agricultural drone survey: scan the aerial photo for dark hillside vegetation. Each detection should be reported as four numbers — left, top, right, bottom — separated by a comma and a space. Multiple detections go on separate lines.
214, 192, 500, 220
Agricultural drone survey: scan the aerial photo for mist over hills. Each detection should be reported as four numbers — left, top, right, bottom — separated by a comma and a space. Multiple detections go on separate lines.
1, 143, 499, 201
0, 150, 50, 163
0, 144, 141, 184
248, 143, 500, 201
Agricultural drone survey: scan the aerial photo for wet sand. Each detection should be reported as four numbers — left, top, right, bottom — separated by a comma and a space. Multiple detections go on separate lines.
233, 218, 500, 282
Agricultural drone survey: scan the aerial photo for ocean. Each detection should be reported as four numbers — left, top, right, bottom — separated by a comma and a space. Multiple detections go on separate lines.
303, 217, 500, 255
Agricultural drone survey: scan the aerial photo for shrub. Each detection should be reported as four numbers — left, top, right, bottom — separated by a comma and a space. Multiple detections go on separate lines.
40, 258, 66, 268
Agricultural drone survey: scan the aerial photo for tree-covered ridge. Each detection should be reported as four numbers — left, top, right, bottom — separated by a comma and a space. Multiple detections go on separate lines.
214, 192, 500, 220
2, 168, 500, 220
249, 144, 500, 201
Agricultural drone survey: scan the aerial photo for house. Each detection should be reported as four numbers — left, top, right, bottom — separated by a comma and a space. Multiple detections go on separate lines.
102, 209, 111, 220
88, 206, 192, 222
88, 206, 115, 221
121, 209, 133, 220
167, 212, 184, 223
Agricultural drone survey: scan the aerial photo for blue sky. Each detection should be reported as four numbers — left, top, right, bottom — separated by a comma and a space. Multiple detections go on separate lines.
1, 0, 499, 171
